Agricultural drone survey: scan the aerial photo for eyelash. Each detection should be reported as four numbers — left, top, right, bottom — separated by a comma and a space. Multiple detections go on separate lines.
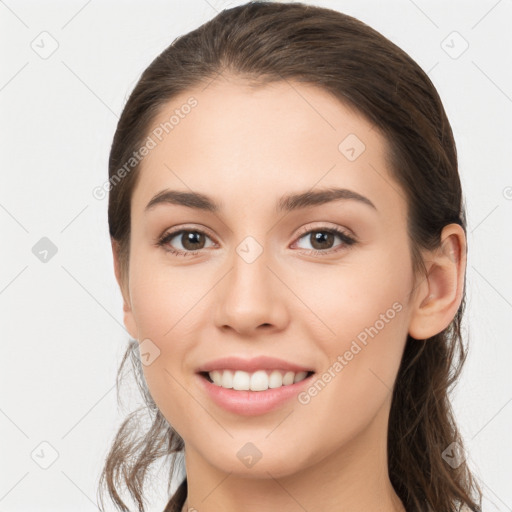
156, 225, 357, 257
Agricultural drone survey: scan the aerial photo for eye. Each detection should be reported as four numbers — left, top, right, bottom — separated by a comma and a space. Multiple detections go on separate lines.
156, 228, 216, 256
156, 224, 357, 257
292, 225, 357, 255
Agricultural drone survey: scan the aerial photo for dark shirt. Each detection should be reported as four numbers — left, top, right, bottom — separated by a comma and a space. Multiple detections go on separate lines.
163, 478, 187, 512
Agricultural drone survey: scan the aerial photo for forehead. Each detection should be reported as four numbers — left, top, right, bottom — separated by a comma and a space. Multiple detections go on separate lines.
146, 76, 377, 148
131, 76, 405, 222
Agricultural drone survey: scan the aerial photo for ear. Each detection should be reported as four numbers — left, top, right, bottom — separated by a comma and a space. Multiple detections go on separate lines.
111, 238, 138, 341
408, 224, 467, 340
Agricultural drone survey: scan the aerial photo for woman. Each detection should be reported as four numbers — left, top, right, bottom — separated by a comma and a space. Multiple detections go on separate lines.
98, 2, 483, 511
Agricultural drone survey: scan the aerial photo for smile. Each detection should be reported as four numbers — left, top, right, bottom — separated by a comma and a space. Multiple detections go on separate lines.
201, 369, 313, 391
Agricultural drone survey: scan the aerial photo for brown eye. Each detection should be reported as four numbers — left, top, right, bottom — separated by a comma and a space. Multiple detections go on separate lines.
179, 231, 207, 250
157, 229, 215, 255
308, 231, 336, 250
294, 227, 356, 255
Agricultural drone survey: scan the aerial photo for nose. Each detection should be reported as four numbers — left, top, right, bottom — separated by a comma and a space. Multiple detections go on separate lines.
213, 244, 289, 336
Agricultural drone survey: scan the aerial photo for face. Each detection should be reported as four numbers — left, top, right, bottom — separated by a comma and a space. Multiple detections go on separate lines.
119, 76, 420, 478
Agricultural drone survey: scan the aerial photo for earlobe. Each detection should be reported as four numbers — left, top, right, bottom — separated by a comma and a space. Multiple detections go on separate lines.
111, 239, 128, 300
111, 238, 139, 341
122, 304, 139, 342
408, 224, 466, 340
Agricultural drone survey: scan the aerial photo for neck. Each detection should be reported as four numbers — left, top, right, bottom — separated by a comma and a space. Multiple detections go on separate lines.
179, 397, 406, 512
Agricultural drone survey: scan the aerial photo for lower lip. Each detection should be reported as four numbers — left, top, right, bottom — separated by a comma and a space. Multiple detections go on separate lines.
196, 373, 314, 416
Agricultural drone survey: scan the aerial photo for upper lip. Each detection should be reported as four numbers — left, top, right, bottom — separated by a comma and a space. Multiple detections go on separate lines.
196, 356, 315, 374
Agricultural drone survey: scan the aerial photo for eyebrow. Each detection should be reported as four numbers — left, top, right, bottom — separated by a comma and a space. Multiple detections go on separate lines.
144, 187, 377, 214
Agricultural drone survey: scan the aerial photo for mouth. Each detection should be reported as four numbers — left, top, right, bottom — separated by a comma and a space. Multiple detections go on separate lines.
198, 369, 316, 392
194, 355, 316, 415
196, 367, 316, 416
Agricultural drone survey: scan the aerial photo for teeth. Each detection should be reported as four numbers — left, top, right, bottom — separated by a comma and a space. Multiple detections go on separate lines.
207, 369, 310, 391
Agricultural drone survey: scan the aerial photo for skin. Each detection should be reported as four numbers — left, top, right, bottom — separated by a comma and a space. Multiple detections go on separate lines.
112, 75, 466, 512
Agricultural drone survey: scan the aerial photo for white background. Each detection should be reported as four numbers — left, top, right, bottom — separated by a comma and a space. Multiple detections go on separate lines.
1, 0, 511, 510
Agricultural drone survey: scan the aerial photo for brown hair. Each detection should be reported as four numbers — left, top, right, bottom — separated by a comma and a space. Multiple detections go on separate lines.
99, 2, 483, 511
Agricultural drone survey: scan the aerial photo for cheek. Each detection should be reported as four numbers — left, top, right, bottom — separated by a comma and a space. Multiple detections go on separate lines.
296, 248, 411, 343
126, 251, 187, 391
129, 273, 197, 434
294, 248, 411, 404
128, 245, 202, 341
